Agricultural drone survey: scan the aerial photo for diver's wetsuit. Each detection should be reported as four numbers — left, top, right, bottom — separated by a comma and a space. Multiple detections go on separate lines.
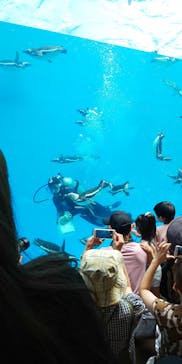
53, 181, 84, 218
53, 183, 112, 226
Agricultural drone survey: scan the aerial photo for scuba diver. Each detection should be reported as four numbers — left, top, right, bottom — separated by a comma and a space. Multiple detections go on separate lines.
33, 173, 121, 231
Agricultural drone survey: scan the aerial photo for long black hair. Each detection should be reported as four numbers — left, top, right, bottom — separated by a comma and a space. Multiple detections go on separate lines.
0, 150, 117, 364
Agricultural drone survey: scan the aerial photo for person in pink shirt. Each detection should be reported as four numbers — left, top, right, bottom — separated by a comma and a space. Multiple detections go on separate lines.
153, 201, 175, 243
103, 211, 147, 294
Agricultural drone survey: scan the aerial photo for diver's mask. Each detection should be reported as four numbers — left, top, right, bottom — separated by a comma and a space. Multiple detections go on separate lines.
48, 173, 63, 193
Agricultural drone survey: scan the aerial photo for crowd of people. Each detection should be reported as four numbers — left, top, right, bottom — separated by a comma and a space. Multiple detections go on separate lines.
0, 149, 181, 364
80, 203, 182, 363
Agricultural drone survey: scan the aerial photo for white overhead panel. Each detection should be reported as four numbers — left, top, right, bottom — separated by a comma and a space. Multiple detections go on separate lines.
0, 0, 182, 58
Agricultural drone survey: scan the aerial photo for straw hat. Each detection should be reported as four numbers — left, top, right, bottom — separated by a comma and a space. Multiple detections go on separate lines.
80, 249, 127, 307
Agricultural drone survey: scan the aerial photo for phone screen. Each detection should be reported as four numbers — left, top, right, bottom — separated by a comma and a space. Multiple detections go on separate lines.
177, 245, 182, 256
94, 229, 114, 239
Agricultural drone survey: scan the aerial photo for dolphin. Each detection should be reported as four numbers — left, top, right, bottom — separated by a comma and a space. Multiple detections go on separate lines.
0, 51, 31, 69
108, 181, 134, 196
33, 237, 77, 260
23, 45, 67, 63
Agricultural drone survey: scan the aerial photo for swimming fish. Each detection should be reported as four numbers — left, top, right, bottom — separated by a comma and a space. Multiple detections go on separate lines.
23, 45, 67, 63
0, 51, 31, 69
108, 181, 134, 196
168, 168, 182, 184
51, 154, 84, 164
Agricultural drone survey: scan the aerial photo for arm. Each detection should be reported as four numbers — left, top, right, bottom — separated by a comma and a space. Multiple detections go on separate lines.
139, 242, 174, 312
80, 235, 102, 258
140, 241, 153, 264
112, 232, 132, 294
131, 222, 141, 237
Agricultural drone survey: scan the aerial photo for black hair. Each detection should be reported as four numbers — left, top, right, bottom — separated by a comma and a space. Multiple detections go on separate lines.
153, 201, 175, 223
0, 150, 117, 364
135, 213, 156, 242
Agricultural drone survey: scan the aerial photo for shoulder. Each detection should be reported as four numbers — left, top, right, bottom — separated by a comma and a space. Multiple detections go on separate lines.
123, 293, 145, 316
122, 242, 147, 260
156, 224, 168, 238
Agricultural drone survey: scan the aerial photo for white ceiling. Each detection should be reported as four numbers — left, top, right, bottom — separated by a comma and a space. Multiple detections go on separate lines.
0, 0, 182, 58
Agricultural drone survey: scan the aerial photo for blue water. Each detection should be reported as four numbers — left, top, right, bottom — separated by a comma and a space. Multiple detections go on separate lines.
0, 21, 181, 263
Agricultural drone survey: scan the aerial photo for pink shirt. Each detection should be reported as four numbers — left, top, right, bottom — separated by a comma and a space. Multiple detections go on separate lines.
121, 242, 147, 294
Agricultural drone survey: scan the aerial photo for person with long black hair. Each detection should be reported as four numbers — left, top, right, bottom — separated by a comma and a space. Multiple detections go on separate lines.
0, 150, 118, 364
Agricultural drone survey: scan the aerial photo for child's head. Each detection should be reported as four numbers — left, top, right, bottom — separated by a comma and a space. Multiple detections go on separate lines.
135, 212, 156, 242
153, 201, 175, 224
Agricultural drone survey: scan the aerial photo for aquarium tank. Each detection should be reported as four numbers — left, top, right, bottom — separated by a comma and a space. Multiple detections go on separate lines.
0, 0, 181, 264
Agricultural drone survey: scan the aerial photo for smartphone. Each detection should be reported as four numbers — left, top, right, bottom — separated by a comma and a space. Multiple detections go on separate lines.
174, 245, 182, 257
93, 228, 115, 239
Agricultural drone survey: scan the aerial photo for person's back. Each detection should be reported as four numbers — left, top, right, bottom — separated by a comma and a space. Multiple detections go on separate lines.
0, 150, 117, 364
160, 216, 182, 303
1, 254, 118, 364
121, 242, 148, 294
103, 210, 148, 294
140, 242, 182, 362
80, 245, 145, 364
135, 212, 162, 297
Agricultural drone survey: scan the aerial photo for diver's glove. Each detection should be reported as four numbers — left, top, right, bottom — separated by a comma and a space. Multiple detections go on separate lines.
57, 211, 72, 225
